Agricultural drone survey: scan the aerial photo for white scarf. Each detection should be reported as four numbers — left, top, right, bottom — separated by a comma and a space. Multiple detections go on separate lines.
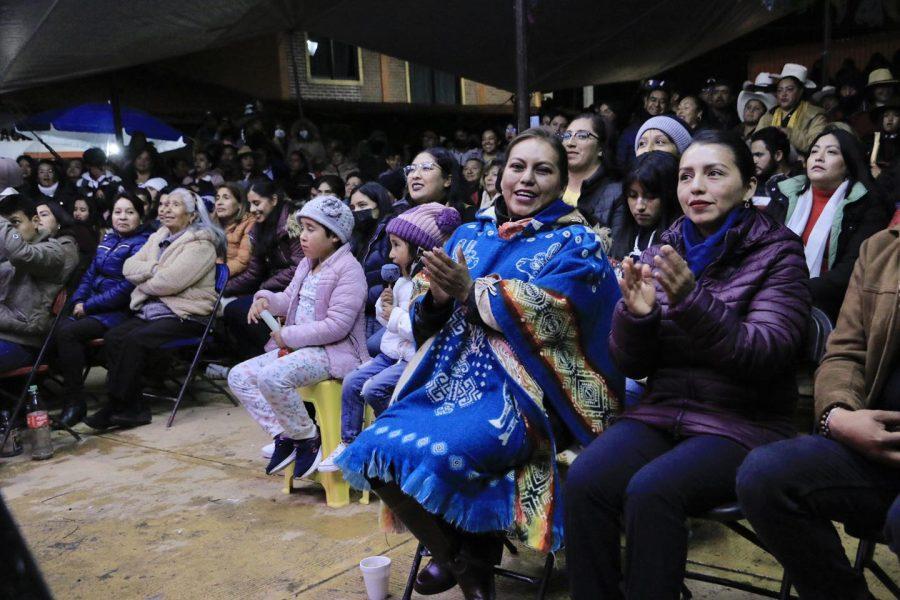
38, 182, 59, 197
785, 180, 848, 277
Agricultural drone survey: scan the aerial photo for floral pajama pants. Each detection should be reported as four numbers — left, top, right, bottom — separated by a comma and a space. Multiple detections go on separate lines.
228, 347, 330, 440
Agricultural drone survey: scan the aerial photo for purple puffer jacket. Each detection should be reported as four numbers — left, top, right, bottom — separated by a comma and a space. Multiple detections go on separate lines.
610, 209, 812, 448
254, 243, 369, 379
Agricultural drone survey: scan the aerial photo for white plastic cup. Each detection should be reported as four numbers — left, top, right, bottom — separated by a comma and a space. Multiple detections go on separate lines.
359, 555, 391, 600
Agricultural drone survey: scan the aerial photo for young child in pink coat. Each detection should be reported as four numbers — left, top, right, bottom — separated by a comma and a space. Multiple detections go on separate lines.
228, 195, 368, 479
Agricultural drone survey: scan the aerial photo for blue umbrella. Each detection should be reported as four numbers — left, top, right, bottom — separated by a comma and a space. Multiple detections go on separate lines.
17, 103, 183, 141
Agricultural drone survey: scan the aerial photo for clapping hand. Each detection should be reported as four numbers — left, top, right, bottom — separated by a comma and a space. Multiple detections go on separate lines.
422, 247, 473, 306
652, 245, 696, 306
618, 257, 656, 316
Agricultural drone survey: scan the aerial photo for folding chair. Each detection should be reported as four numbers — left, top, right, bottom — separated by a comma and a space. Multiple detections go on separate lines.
0, 289, 81, 447
682, 307, 835, 599
846, 526, 900, 598
142, 264, 238, 427
402, 539, 555, 600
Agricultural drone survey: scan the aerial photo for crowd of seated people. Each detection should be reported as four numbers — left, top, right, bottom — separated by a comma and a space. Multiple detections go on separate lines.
0, 51, 899, 600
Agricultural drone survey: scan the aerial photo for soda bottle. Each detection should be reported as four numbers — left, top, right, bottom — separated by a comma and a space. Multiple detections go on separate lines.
26, 386, 53, 460
0, 409, 23, 457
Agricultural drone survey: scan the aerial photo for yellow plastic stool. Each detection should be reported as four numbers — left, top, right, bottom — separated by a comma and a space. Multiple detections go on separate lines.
283, 379, 373, 507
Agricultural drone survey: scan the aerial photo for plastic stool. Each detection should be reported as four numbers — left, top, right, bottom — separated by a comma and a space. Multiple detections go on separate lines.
283, 379, 373, 507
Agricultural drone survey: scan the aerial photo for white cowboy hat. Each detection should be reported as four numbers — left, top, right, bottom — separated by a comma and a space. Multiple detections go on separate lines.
812, 85, 837, 104
743, 72, 778, 91
777, 63, 817, 89
737, 90, 777, 122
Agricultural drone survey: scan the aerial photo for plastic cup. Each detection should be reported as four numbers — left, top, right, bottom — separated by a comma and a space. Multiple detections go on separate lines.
359, 555, 391, 600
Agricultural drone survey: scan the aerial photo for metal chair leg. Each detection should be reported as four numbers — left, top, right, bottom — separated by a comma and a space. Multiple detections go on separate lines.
778, 572, 792, 600
166, 342, 208, 428
402, 542, 426, 600
536, 551, 554, 600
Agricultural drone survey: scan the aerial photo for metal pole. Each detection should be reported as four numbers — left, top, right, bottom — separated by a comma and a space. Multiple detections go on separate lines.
288, 30, 306, 120
514, 0, 529, 132
821, 0, 832, 85
109, 83, 125, 149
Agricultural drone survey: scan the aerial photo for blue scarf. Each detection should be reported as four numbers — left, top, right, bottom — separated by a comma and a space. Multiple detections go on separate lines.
682, 207, 747, 276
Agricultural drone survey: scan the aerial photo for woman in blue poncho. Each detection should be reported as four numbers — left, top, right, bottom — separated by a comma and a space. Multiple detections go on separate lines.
336, 128, 624, 599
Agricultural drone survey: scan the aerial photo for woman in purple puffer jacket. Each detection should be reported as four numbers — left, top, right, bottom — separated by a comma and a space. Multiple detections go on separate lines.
565, 130, 812, 600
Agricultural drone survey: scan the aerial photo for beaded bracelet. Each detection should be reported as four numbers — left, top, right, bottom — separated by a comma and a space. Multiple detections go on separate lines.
818, 404, 849, 438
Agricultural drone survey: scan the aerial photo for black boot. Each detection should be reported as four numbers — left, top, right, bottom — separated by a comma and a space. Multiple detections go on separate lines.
58, 397, 87, 428
374, 482, 495, 600
109, 404, 152, 428
83, 405, 115, 430
414, 557, 457, 595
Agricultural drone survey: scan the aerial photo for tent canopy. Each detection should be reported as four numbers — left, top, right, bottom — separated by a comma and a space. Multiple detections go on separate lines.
0, 1, 799, 95
18, 103, 184, 140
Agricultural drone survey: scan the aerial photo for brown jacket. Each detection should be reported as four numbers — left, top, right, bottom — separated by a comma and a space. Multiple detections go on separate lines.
755, 100, 827, 154
814, 224, 900, 420
123, 226, 218, 318
224, 214, 253, 278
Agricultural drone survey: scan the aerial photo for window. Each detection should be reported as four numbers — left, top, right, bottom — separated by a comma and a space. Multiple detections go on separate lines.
307, 35, 361, 82
409, 63, 459, 105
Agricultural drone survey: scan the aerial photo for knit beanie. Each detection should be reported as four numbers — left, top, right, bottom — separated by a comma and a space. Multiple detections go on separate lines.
297, 194, 355, 243
386, 202, 461, 250
634, 115, 693, 154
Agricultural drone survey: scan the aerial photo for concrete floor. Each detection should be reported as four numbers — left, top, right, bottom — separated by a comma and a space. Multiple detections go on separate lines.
1, 373, 897, 599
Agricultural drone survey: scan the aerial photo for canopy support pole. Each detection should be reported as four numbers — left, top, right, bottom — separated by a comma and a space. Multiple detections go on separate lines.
514, 0, 529, 133
109, 84, 125, 150
821, 0, 832, 85
288, 30, 306, 120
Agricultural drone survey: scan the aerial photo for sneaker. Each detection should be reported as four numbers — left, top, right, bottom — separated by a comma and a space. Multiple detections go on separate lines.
317, 441, 348, 473
261, 441, 275, 459
265, 436, 297, 475
292, 437, 323, 480
205, 364, 230, 380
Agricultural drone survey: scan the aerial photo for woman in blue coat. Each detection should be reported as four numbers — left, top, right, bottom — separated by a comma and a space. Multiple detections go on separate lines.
52, 192, 151, 426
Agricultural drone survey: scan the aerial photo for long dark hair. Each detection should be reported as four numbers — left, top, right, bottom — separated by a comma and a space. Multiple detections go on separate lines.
416, 146, 469, 213
610, 151, 682, 260
804, 125, 889, 215
248, 179, 286, 257
570, 112, 616, 178
73, 195, 106, 236
806, 126, 877, 192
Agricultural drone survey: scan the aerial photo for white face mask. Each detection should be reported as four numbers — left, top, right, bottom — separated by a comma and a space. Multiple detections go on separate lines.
298, 130, 309, 140
274, 129, 286, 139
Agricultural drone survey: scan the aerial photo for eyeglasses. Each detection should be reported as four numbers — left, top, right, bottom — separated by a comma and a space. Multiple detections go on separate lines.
558, 130, 599, 142
402, 161, 440, 177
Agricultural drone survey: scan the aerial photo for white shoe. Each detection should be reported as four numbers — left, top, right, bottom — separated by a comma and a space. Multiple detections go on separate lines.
317, 442, 348, 472
261, 442, 275, 459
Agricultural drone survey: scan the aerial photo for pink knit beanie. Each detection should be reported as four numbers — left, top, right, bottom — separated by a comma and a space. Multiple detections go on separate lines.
386, 202, 461, 250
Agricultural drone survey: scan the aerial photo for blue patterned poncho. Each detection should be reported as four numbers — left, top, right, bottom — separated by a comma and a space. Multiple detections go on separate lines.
337, 199, 623, 552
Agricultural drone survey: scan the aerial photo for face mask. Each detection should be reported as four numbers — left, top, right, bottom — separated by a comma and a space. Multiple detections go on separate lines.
353, 208, 378, 230
274, 129, 286, 139
298, 130, 309, 140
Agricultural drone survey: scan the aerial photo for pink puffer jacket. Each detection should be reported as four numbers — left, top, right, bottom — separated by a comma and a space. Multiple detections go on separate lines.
255, 243, 369, 378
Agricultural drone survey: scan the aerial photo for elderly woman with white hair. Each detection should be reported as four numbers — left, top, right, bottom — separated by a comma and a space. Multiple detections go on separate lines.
85, 188, 225, 429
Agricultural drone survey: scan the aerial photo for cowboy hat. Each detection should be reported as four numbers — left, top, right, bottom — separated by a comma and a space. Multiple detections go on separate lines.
737, 89, 777, 122
812, 86, 837, 104
777, 63, 817, 89
866, 68, 899, 88
871, 98, 900, 124
743, 72, 778, 92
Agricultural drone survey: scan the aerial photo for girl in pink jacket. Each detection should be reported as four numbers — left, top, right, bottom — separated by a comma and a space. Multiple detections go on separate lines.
228, 195, 368, 479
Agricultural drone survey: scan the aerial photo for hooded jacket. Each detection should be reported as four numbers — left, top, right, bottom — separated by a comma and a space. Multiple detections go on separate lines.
610, 209, 812, 448
71, 227, 152, 327
254, 243, 369, 378
0, 219, 79, 347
